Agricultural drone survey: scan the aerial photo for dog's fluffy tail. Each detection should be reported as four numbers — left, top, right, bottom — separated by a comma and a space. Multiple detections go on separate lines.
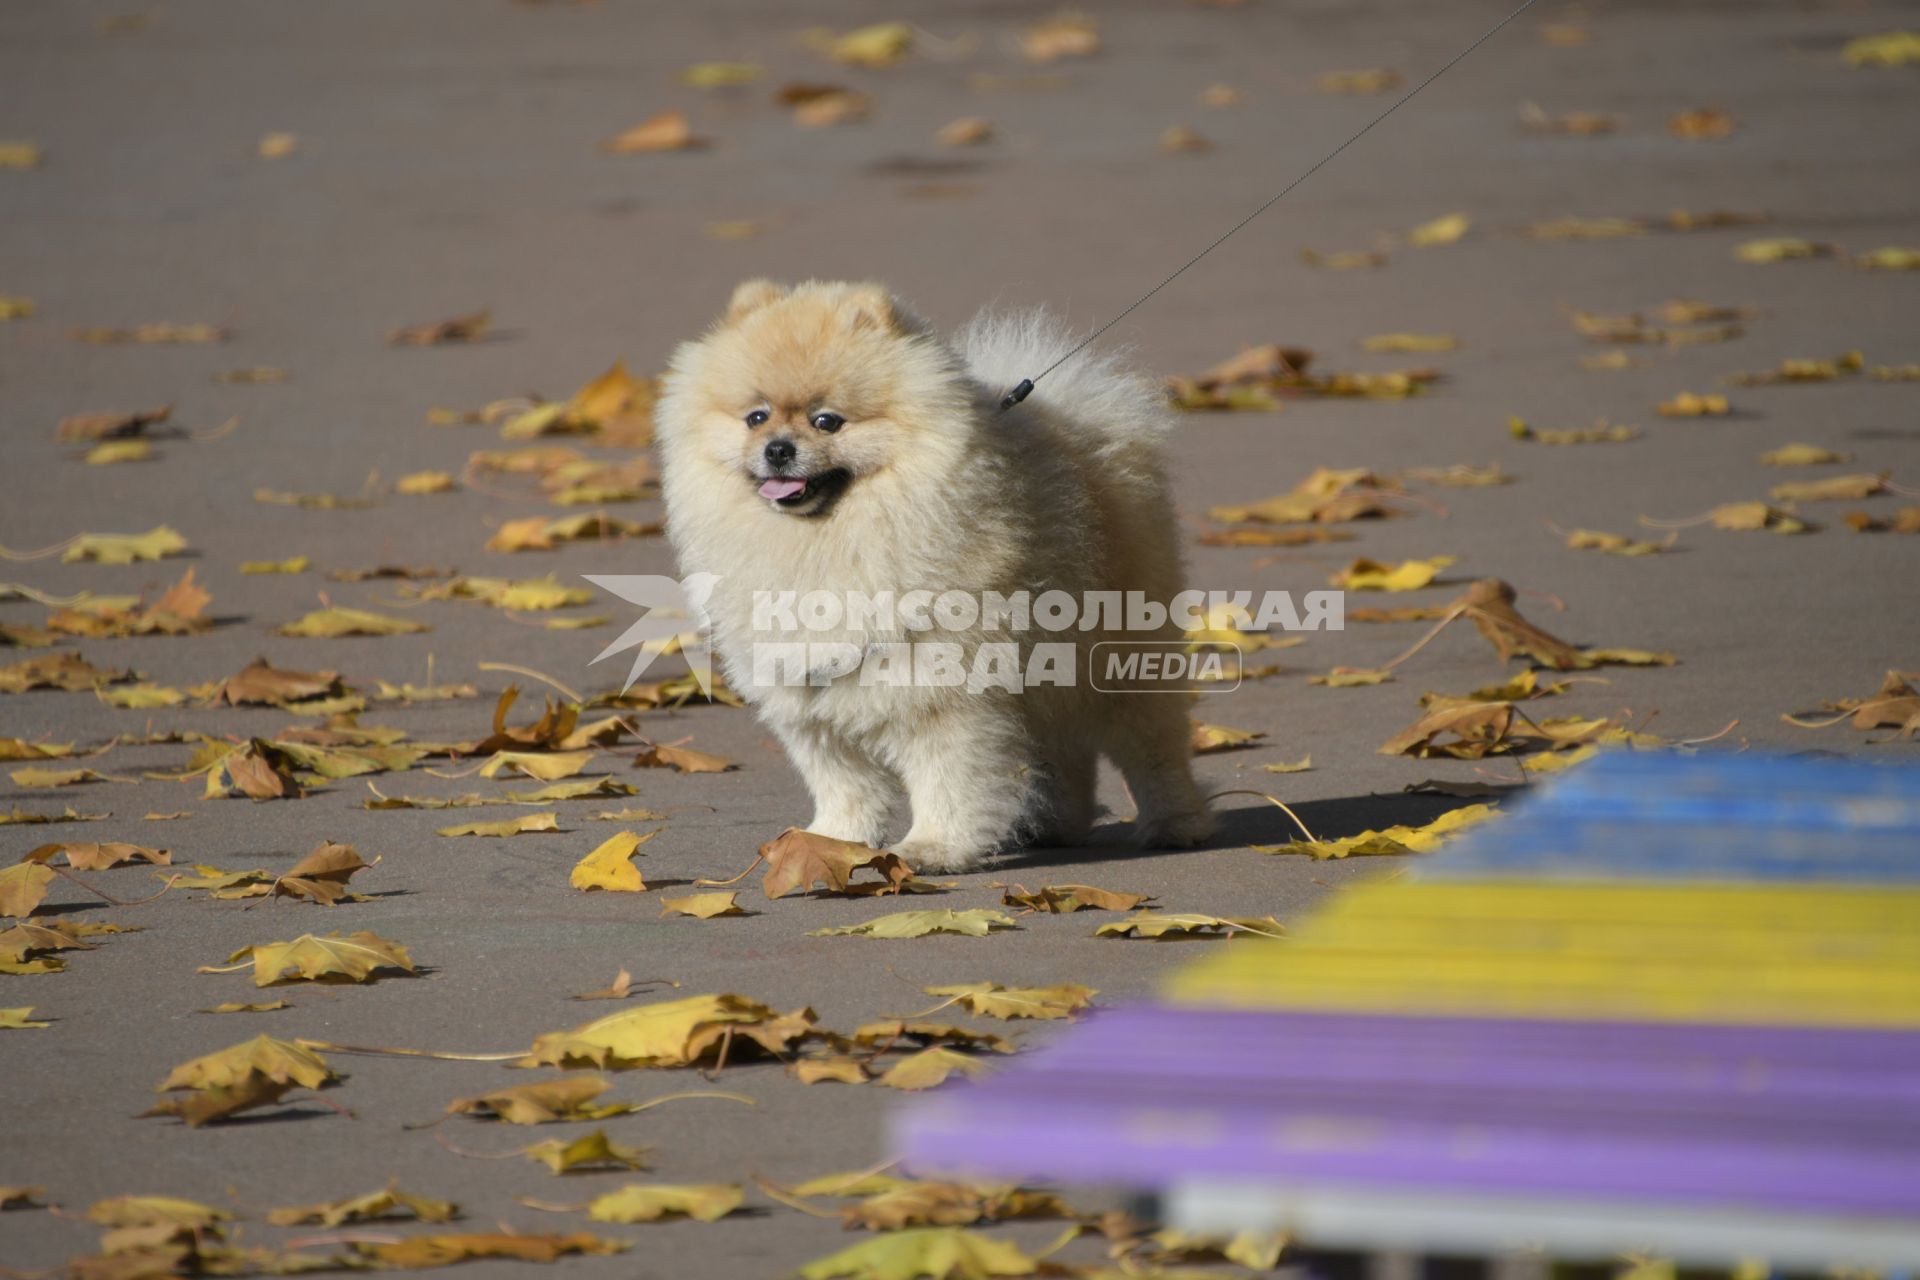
953, 307, 1175, 458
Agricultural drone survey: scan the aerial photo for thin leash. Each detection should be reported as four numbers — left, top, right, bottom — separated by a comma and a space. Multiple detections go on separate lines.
998, 0, 1541, 412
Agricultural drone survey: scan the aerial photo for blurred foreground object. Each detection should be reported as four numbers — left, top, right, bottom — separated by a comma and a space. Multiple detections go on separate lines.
897, 752, 1920, 1271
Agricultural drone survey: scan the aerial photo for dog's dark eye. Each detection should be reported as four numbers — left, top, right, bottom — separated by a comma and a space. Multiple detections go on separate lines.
811, 412, 845, 433
745, 409, 770, 428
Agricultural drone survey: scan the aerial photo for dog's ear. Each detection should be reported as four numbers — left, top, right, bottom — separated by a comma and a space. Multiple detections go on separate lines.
840, 284, 896, 334
725, 279, 787, 324
841, 284, 929, 336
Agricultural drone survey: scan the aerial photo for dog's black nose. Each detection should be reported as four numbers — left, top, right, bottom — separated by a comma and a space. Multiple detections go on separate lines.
763, 439, 797, 469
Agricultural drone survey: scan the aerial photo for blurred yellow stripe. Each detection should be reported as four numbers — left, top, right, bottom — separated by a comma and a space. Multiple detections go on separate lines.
1165, 880, 1920, 1025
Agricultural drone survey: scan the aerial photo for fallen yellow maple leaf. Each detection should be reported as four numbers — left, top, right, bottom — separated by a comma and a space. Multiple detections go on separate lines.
799, 1227, 1038, 1280
810, 910, 1019, 939
570, 830, 657, 893
437, 813, 562, 838
1095, 912, 1285, 939
923, 982, 1096, 1020
876, 1047, 996, 1092
1255, 803, 1499, 859
523, 1129, 649, 1175
268, 1185, 458, 1227
661, 891, 748, 919
157, 1035, 335, 1091
522, 993, 814, 1070
1407, 212, 1470, 246
581, 1183, 743, 1223
1331, 555, 1456, 591
351, 1232, 626, 1267
214, 931, 415, 987
277, 606, 428, 637
446, 1076, 635, 1125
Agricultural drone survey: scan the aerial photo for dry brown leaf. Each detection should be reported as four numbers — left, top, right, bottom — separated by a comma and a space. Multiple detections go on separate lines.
273, 841, 373, 905
437, 812, 562, 838
213, 657, 344, 707
1735, 237, 1833, 263
73, 324, 227, 345
1159, 125, 1212, 153
633, 742, 736, 773
277, 605, 428, 637
1021, 12, 1099, 62
1454, 579, 1675, 670
30, 841, 169, 870
923, 981, 1096, 1020
215, 931, 415, 986
1317, 68, 1400, 94
157, 1035, 335, 1092
809, 910, 1019, 939
838, 1180, 1069, 1231
55, 405, 172, 442
523, 992, 815, 1070
0, 653, 133, 694
1769, 473, 1888, 503
602, 111, 699, 154
1662, 391, 1732, 417
809, 21, 912, 67
1559, 527, 1675, 556
201, 740, 302, 800
875, 1047, 996, 1091
732, 828, 917, 899
267, 1185, 457, 1227
1785, 670, 1920, 737
1669, 107, 1735, 139
1379, 702, 1523, 759
999, 884, 1148, 914
389, 310, 490, 346
1511, 415, 1641, 445
447, 1075, 634, 1125
1728, 351, 1863, 386
937, 117, 993, 147
1520, 102, 1621, 135
142, 1075, 300, 1126
1198, 525, 1354, 547
1843, 507, 1920, 534
793, 1057, 869, 1085
351, 1232, 626, 1267
1095, 912, 1285, 939
1192, 721, 1266, 753
1762, 443, 1852, 466
778, 85, 872, 128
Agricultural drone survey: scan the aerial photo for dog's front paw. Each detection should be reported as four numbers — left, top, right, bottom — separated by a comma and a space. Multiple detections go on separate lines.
891, 835, 989, 875
807, 813, 890, 848
1134, 808, 1217, 850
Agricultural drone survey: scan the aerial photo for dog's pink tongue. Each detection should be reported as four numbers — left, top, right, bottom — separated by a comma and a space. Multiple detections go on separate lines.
759, 477, 808, 501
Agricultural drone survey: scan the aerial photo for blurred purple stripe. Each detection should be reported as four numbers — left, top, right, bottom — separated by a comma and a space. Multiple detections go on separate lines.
894, 1007, 1920, 1215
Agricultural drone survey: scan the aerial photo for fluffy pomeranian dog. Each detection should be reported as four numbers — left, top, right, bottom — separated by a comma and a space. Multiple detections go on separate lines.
654, 279, 1214, 871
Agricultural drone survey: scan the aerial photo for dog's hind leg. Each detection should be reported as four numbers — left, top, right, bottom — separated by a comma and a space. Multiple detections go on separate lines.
784, 722, 899, 847
1028, 749, 1097, 847
1107, 699, 1215, 849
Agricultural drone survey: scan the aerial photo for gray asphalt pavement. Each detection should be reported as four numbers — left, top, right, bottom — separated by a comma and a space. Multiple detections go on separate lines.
2, 1, 1917, 1276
